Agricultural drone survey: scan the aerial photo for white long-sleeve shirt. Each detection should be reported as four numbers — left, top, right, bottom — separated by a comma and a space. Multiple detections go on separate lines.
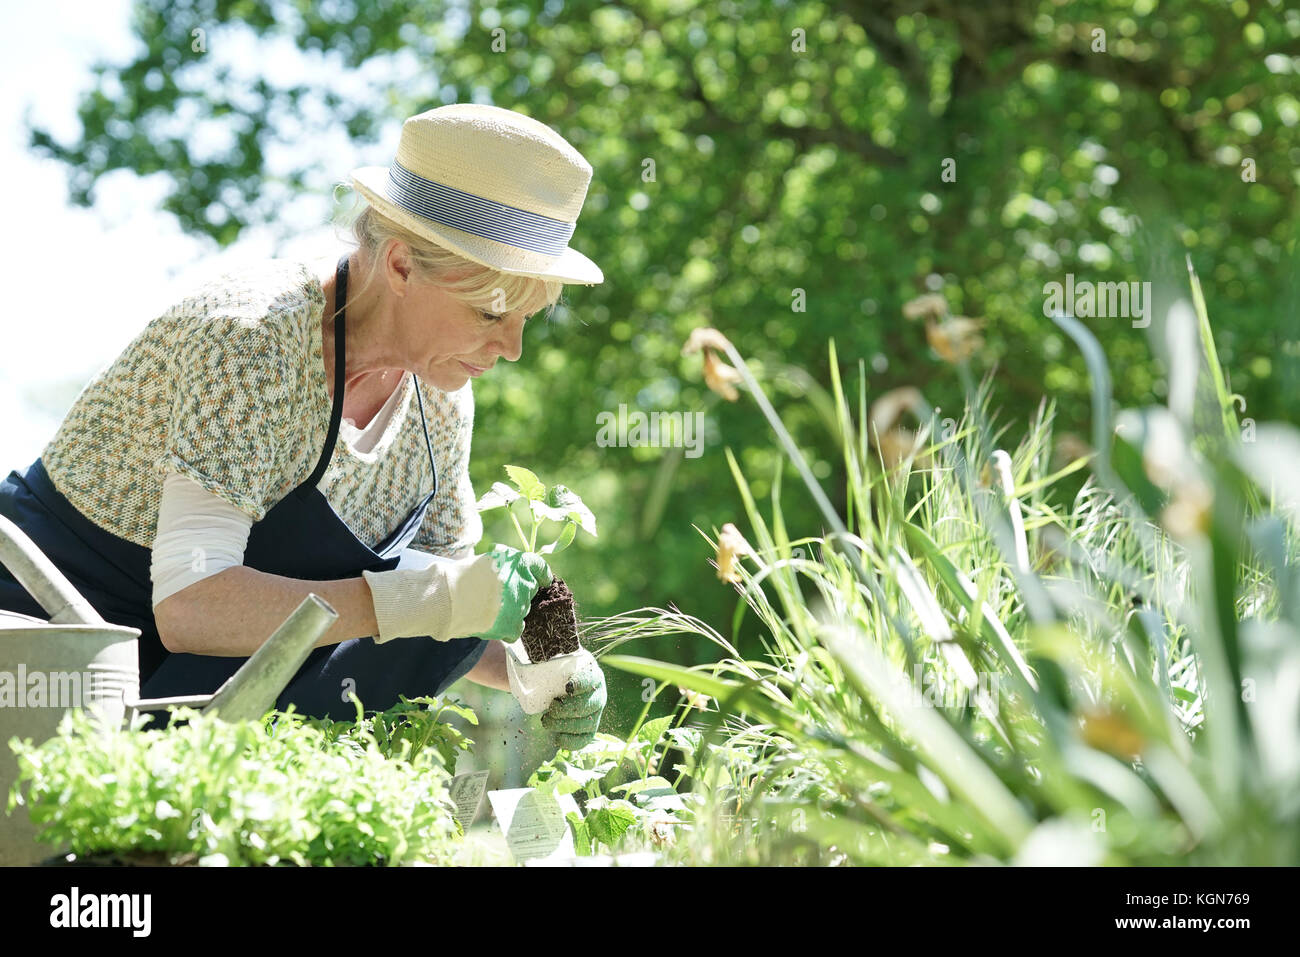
150, 377, 409, 608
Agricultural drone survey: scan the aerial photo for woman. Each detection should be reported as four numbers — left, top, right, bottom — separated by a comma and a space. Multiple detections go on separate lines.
0, 104, 605, 749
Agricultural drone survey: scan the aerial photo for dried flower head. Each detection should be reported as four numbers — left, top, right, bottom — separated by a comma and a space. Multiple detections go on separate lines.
716, 522, 753, 583
678, 686, 714, 711
926, 316, 984, 363
645, 812, 679, 848
1053, 432, 1094, 469
902, 293, 950, 323
684, 327, 742, 401
869, 386, 927, 439
1080, 707, 1145, 760
876, 427, 929, 470
1161, 478, 1213, 539
702, 350, 742, 401
869, 387, 931, 471
682, 327, 734, 356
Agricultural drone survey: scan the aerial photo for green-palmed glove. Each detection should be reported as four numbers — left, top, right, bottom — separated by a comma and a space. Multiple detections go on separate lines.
481, 545, 553, 642
362, 545, 551, 644
539, 655, 606, 751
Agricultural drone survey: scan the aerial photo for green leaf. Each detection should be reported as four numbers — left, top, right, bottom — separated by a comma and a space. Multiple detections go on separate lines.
602, 655, 809, 743
585, 801, 639, 847
902, 523, 1038, 695
664, 727, 702, 752
545, 485, 598, 537
611, 776, 675, 796
610, 776, 685, 810
566, 811, 593, 856
1186, 256, 1239, 441
475, 481, 522, 513
1111, 430, 1169, 518
504, 465, 545, 501
1050, 313, 1115, 484
540, 521, 578, 556
632, 715, 674, 749
529, 499, 572, 524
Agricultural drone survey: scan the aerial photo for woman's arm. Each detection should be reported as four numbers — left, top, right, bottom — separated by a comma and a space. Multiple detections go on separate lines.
149, 471, 375, 654
463, 638, 509, 691
154, 565, 379, 655
157, 567, 512, 695
149, 477, 515, 666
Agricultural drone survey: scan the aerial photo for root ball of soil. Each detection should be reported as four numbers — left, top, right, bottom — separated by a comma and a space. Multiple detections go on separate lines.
520, 577, 580, 663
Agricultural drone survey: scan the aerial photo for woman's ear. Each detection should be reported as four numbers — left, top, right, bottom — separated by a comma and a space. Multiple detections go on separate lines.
385, 241, 414, 294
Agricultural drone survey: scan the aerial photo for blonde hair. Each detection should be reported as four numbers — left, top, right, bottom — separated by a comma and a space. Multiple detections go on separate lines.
340, 197, 566, 320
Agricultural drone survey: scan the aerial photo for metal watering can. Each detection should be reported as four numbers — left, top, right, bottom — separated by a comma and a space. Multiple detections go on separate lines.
0, 513, 339, 865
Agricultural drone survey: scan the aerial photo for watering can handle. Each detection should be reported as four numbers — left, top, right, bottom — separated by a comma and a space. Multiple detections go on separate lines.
0, 513, 106, 626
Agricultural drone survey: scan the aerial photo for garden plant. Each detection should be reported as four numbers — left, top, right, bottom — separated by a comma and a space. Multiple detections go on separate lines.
596, 261, 1300, 866
477, 466, 597, 663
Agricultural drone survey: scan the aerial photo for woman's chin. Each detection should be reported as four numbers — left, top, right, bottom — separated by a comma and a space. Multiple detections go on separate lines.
425, 368, 473, 391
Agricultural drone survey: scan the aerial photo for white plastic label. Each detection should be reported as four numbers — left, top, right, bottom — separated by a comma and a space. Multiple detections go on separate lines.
487, 787, 581, 862
447, 770, 489, 831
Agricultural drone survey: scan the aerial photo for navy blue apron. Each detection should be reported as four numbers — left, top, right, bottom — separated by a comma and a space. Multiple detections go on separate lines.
0, 254, 487, 721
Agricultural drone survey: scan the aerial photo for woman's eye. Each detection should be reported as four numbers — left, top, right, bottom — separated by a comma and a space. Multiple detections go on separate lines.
480, 311, 504, 322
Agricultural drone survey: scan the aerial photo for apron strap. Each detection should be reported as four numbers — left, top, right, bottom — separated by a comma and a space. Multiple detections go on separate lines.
303, 253, 439, 506
302, 254, 350, 493
410, 376, 439, 504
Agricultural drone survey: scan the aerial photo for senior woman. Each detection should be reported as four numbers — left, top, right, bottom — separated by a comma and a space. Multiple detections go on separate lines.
0, 104, 605, 749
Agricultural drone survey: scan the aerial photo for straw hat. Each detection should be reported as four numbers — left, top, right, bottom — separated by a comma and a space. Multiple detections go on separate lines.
350, 103, 603, 285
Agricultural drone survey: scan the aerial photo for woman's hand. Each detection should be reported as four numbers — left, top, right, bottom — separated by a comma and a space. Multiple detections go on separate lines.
362, 545, 551, 644
539, 656, 606, 751
480, 545, 552, 641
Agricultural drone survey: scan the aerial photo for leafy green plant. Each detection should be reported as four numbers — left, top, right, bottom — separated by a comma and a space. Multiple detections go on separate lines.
527, 706, 700, 856
308, 694, 478, 774
594, 264, 1300, 866
7, 697, 475, 866
476, 465, 597, 555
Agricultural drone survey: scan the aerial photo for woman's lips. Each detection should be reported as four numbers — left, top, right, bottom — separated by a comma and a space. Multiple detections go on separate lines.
459, 360, 488, 376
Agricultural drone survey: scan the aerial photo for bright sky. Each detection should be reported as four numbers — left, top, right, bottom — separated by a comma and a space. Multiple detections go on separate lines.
0, 1, 417, 469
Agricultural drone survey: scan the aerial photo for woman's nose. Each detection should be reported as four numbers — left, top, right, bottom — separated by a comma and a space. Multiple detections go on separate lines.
494, 316, 525, 362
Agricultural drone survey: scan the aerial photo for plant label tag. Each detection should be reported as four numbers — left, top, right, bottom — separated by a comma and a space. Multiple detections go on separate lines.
487, 787, 580, 863
448, 770, 489, 830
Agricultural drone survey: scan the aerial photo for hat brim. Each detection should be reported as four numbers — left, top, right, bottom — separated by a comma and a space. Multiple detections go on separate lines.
349, 166, 604, 286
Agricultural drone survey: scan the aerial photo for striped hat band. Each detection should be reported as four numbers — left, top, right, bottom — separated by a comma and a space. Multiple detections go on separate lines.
386, 161, 577, 257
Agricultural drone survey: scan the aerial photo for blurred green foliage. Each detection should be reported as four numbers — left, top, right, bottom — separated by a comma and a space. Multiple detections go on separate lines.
32, 0, 1300, 715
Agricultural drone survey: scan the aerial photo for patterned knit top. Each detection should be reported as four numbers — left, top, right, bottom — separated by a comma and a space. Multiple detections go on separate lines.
40, 259, 483, 560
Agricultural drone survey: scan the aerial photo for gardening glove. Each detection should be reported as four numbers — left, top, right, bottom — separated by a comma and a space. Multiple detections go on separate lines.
362, 545, 551, 644
539, 653, 606, 751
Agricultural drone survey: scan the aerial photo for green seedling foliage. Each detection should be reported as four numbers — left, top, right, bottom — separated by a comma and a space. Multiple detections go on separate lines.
8, 699, 469, 866
477, 466, 597, 556
528, 721, 698, 856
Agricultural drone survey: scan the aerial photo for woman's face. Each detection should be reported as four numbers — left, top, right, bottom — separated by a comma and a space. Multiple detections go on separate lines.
395, 276, 529, 392
374, 248, 537, 392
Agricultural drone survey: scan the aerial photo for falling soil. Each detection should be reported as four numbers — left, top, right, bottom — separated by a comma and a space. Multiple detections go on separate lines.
520, 577, 580, 663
